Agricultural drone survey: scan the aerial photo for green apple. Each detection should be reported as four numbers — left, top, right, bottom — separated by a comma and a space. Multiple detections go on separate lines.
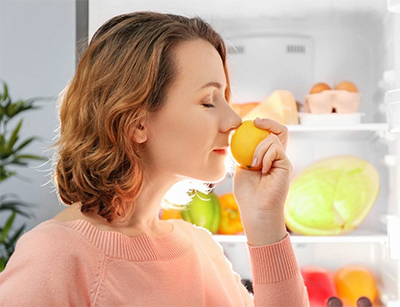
181, 191, 221, 234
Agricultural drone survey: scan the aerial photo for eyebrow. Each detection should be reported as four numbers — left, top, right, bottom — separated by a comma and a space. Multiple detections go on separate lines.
196, 81, 227, 92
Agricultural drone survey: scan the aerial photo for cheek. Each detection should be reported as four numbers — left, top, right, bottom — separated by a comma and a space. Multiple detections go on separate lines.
151, 107, 216, 162
177, 124, 212, 162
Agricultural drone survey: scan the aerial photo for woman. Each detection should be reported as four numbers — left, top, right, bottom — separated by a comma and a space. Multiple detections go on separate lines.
0, 11, 309, 306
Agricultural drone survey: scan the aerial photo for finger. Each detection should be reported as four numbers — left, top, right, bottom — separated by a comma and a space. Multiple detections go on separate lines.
252, 134, 284, 168
253, 118, 288, 151
261, 144, 291, 174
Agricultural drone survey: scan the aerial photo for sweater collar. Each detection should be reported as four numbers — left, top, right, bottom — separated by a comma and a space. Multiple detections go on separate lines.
44, 218, 194, 261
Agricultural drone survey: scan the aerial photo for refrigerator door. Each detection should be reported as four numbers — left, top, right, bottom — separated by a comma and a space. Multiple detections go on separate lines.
385, 89, 400, 133
388, 216, 400, 261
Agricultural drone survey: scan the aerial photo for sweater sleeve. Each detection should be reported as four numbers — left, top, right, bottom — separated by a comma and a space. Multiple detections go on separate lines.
246, 232, 310, 307
189, 220, 309, 307
0, 224, 103, 307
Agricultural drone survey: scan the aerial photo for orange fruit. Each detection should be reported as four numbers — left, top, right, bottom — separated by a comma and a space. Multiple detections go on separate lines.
217, 193, 244, 235
335, 81, 358, 93
229, 120, 270, 170
310, 82, 331, 94
160, 208, 182, 220
334, 265, 379, 307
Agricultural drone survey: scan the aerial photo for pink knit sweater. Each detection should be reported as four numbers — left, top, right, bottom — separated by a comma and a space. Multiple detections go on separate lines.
0, 218, 309, 307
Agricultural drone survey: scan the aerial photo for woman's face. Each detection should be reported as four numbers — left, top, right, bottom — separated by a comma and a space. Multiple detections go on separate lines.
142, 39, 242, 183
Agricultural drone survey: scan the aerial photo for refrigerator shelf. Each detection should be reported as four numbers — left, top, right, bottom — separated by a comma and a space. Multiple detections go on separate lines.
286, 123, 395, 142
212, 230, 388, 244
287, 123, 388, 132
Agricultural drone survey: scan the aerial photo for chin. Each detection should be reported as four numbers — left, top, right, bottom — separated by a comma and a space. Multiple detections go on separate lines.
206, 167, 228, 184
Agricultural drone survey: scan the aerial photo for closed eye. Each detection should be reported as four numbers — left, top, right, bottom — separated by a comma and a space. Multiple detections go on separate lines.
201, 103, 215, 108
200, 95, 215, 108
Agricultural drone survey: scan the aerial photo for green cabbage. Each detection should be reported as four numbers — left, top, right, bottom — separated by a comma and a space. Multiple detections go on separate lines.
284, 155, 380, 235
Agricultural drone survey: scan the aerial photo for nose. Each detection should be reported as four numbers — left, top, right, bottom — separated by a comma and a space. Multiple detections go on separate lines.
224, 102, 243, 133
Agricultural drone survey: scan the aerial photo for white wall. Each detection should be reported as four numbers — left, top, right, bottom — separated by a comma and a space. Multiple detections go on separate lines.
0, 0, 76, 232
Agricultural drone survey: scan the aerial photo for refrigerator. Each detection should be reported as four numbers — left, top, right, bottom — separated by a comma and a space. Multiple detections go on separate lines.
89, 0, 400, 305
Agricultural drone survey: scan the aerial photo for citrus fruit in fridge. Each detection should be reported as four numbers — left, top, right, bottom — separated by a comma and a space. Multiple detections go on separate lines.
229, 120, 270, 170
335, 81, 358, 93
160, 208, 182, 220
217, 193, 244, 235
334, 265, 379, 307
310, 82, 331, 94
284, 155, 380, 235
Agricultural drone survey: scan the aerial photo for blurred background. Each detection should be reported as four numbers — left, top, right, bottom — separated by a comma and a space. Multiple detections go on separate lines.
0, 0, 81, 231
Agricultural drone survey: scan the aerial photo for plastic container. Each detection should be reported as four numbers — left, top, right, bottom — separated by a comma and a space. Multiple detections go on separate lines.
305, 90, 361, 114
298, 112, 365, 126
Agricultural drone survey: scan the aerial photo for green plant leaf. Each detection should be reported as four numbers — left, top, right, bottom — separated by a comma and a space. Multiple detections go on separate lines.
0, 257, 5, 273
6, 154, 47, 167
6, 136, 46, 159
12, 154, 48, 161
0, 81, 53, 272
2, 97, 12, 118
10, 137, 36, 154
0, 200, 34, 209
0, 134, 5, 157
0, 207, 31, 219
0, 168, 17, 182
7, 103, 17, 118
9, 99, 43, 118
0, 192, 20, 203
0, 200, 37, 219
8, 160, 28, 166
6, 119, 22, 153
0, 210, 16, 243
5, 224, 26, 249
0, 82, 9, 103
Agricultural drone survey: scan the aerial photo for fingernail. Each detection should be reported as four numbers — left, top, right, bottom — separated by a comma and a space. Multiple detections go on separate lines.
251, 157, 258, 167
255, 117, 261, 123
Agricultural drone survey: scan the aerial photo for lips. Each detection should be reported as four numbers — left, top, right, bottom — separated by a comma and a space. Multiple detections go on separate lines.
213, 149, 227, 155
214, 145, 229, 151
213, 145, 229, 155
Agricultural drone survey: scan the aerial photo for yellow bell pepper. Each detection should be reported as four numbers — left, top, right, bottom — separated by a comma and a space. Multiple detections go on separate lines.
217, 193, 244, 235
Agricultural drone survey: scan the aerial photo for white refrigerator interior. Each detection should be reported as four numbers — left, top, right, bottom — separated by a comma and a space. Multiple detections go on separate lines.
89, 0, 400, 305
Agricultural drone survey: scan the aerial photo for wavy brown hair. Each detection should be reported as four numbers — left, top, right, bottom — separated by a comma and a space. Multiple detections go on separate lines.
50, 11, 232, 223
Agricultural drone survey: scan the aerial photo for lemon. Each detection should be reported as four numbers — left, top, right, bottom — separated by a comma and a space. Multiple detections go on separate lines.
229, 120, 270, 170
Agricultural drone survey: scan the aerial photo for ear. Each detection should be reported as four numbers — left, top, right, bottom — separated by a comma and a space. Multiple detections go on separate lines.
132, 122, 148, 144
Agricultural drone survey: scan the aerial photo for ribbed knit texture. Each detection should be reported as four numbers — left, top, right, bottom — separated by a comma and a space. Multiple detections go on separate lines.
62, 219, 194, 261
247, 237, 299, 284
0, 218, 309, 307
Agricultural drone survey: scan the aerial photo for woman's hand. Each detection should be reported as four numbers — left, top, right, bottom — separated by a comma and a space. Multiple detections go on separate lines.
232, 118, 292, 245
